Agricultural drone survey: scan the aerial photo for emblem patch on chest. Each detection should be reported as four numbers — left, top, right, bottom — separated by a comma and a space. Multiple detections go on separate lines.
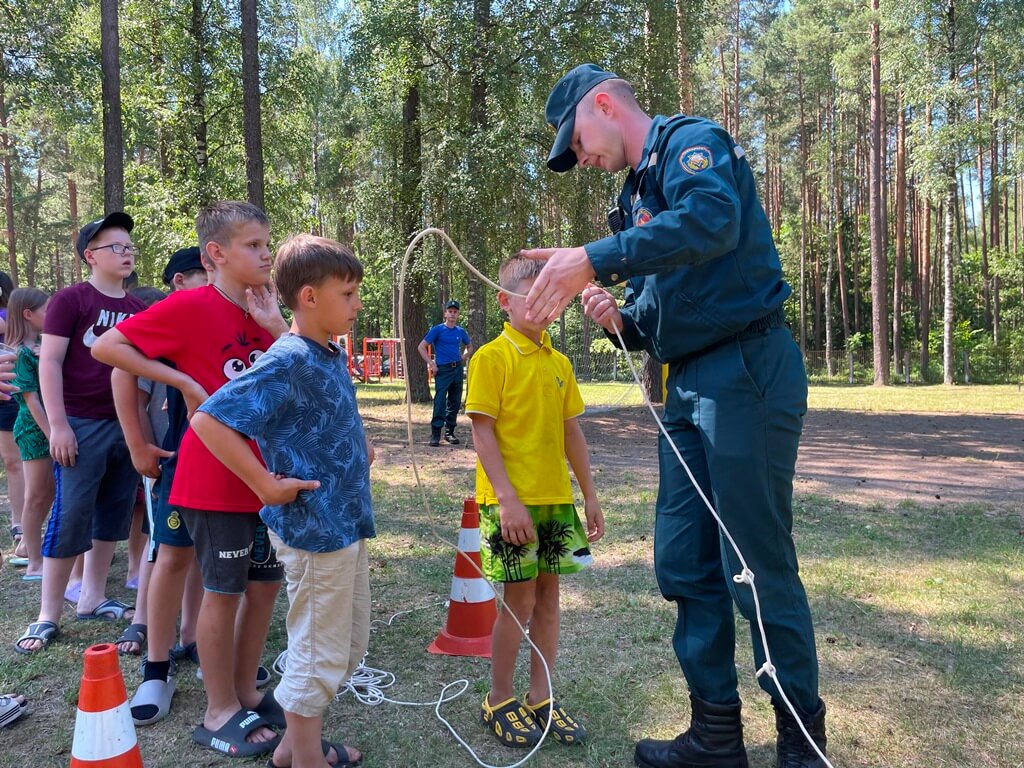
679, 145, 713, 174
634, 207, 653, 226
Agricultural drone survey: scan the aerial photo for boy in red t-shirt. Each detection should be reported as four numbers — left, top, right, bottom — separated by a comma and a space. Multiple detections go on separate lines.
14, 212, 146, 655
93, 202, 290, 757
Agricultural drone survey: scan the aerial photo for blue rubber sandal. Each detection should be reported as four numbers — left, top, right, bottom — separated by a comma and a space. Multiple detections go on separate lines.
14, 620, 60, 655
76, 598, 134, 622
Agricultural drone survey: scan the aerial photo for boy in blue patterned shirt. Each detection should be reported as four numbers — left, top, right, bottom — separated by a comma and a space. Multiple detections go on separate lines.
192, 234, 373, 768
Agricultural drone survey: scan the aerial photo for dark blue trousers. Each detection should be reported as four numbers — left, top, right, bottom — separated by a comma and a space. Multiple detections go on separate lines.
654, 327, 819, 715
431, 362, 464, 435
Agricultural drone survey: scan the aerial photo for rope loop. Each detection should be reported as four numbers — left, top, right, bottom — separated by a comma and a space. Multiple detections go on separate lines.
733, 568, 755, 585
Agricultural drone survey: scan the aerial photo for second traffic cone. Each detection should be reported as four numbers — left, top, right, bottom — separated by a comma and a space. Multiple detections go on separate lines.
428, 498, 498, 657
70, 643, 143, 768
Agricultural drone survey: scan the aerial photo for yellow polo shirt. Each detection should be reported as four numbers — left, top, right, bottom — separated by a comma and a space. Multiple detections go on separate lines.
466, 323, 585, 506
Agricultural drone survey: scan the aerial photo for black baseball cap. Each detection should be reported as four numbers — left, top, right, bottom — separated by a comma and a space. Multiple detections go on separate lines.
76, 212, 134, 261
445, 300, 461, 310
162, 246, 204, 285
545, 64, 618, 173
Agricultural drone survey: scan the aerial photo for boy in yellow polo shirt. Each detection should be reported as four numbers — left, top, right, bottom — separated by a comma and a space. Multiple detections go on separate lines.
467, 255, 604, 749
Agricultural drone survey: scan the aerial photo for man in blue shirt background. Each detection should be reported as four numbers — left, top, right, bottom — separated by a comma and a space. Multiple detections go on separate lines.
418, 300, 472, 447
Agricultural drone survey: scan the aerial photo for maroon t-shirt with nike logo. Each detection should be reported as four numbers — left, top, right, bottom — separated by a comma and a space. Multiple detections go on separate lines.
42, 281, 146, 420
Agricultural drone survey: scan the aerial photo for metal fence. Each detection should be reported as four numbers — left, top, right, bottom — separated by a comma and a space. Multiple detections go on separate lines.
803, 346, 1024, 385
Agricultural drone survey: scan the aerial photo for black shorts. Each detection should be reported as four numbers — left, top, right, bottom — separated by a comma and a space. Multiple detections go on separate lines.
0, 398, 18, 431
180, 509, 283, 594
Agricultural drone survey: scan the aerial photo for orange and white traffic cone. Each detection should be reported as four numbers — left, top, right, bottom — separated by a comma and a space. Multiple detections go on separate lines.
428, 498, 498, 657
70, 643, 143, 767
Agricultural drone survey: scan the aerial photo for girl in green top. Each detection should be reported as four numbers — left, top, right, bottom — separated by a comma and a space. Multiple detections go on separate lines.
7, 288, 52, 579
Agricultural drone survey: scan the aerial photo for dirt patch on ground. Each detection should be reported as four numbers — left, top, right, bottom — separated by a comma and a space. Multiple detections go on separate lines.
378, 407, 1024, 507
795, 410, 1024, 505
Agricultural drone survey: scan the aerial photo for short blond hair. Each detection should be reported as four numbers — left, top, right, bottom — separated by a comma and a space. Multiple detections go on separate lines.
498, 256, 545, 293
580, 78, 637, 113
195, 201, 268, 251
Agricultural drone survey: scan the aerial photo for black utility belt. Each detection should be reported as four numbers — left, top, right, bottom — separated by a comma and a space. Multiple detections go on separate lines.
438, 361, 463, 368
740, 307, 786, 335
671, 308, 788, 367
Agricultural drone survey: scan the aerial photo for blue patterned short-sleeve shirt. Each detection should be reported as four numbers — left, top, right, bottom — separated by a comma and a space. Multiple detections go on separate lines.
198, 333, 375, 552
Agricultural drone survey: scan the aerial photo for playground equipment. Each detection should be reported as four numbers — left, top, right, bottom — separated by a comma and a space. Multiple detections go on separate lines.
361, 337, 404, 383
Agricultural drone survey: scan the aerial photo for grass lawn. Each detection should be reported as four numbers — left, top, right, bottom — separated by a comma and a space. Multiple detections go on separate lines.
0, 385, 1021, 767
358, 377, 1024, 413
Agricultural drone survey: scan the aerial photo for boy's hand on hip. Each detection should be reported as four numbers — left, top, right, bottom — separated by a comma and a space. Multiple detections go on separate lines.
257, 473, 321, 506
499, 498, 536, 546
50, 424, 78, 467
181, 380, 210, 420
584, 497, 605, 543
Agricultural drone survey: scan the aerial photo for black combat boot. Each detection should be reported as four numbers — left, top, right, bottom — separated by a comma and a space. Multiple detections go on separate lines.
773, 699, 827, 768
634, 694, 749, 768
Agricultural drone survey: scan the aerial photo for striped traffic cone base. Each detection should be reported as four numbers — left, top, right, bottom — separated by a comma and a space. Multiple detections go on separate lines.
429, 499, 498, 658
70, 643, 143, 767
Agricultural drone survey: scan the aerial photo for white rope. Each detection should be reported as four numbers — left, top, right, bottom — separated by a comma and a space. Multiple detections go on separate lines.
272, 597, 551, 768
607, 325, 834, 768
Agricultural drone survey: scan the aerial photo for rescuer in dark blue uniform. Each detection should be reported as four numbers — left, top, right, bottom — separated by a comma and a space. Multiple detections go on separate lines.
521, 64, 828, 768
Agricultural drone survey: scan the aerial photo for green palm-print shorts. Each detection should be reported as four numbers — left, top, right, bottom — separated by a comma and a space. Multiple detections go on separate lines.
479, 503, 593, 583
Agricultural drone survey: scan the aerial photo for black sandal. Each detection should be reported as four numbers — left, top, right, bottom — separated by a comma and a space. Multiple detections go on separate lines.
192, 708, 280, 757
115, 623, 147, 656
481, 695, 542, 748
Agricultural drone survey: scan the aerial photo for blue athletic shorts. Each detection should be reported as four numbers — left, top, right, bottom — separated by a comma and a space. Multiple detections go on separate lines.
149, 462, 194, 552
41, 417, 139, 558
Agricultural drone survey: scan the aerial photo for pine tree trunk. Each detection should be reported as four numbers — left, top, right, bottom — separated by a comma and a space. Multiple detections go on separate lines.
27, 164, 41, 285
797, 67, 807, 353
0, 70, 17, 283
100, 0, 124, 212
869, 0, 889, 385
893, 99, 907, 378
675, 0, 695, 113
941, 0, 957, 386
67, 143, 82, 283
975, 56, 990, 330
465, 0, 490, 354
641, 354, 663, 405
190, 0, 211, 205
400, 81, 430, 404
241, 0, 265, 210
732, 0, 740, 136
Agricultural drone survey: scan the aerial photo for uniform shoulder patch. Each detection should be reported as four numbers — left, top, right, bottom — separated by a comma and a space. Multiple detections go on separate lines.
634, 207, 653, 226
679, 145, 713, 174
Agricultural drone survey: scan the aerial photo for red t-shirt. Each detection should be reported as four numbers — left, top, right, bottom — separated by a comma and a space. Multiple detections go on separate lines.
116, 285, 274, 512
42, 282, 147, 420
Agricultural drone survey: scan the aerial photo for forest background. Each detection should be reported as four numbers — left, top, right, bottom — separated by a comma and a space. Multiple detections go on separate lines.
1, 0, 1022, 401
